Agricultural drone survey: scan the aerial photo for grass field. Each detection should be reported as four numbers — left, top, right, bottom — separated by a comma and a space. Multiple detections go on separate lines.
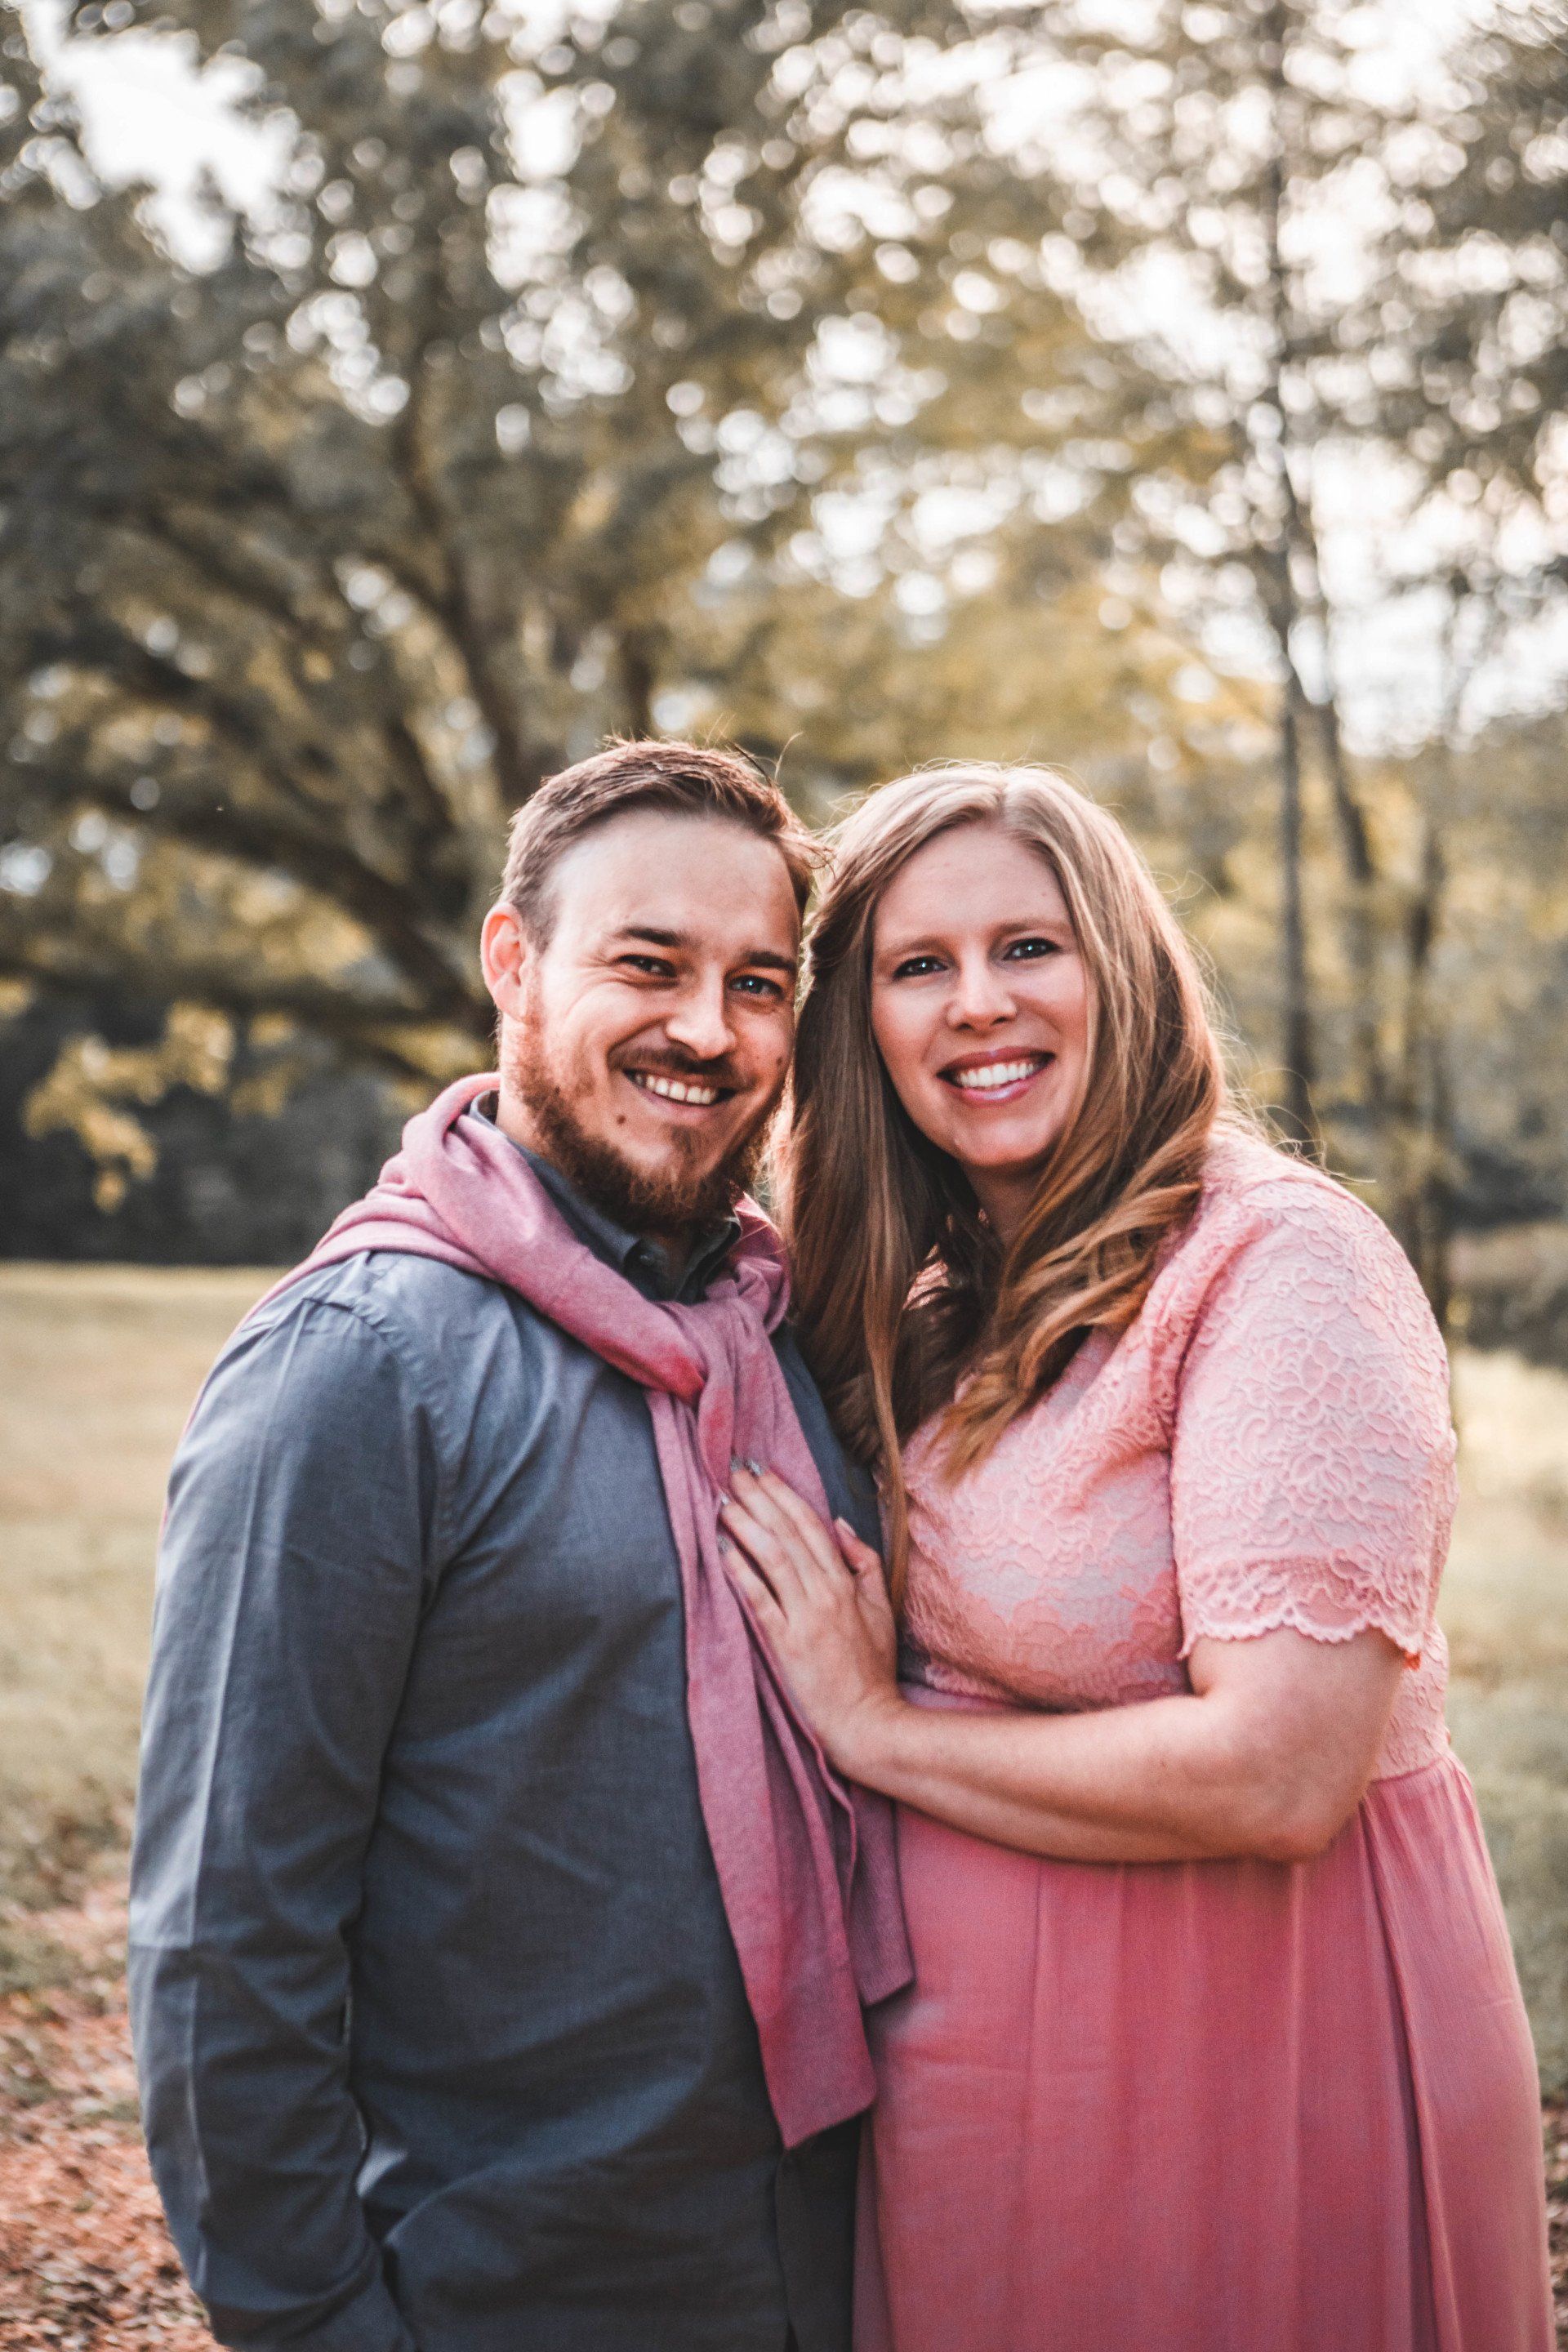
0, 1268, 270, 1949
1446, 1349, 1568, 2089
2, 1263, 1567, 2081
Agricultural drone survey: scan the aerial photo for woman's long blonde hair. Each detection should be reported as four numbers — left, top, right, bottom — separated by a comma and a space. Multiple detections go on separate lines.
781, 764, 1231, 1601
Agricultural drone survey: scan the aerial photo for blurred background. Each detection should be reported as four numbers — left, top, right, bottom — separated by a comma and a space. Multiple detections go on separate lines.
1, 0, 1566, 2333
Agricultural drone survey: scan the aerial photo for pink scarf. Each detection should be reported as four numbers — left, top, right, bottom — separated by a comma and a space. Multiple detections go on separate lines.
255, 1072, 911, 2147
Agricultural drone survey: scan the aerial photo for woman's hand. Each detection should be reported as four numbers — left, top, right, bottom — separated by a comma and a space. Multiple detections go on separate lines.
719, 1464, 903, 1780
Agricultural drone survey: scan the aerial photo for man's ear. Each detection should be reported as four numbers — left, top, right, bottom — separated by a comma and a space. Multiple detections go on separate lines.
480, 903, 532, 1019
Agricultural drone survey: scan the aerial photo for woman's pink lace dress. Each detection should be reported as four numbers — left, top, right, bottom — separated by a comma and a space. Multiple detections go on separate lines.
856, 1135, 1552, 2352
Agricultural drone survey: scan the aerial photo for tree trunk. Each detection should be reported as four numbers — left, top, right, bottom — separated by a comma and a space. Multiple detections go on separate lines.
1392, 586, 1490, 1325
1258, 21, 1321, 1157
1392, 817, 1453, 1332
617, 631, 657, 738
1277, 667, 1321, 1152
1304, 648, 1390, 1175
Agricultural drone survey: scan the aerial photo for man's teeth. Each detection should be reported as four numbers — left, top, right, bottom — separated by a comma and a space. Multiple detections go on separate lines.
951, 1057, 1043, 1092
630, 1071, 723, 1106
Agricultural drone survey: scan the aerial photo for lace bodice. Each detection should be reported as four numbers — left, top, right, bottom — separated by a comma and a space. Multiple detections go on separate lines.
899, 1135, 1457, 1779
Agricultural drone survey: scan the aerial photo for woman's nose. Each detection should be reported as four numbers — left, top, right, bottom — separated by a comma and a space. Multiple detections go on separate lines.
948, 957, 1016, 1028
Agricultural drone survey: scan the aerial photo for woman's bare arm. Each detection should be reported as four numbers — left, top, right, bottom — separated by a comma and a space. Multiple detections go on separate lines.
720, 1465, 1405, 1865
834, 1624, 1403, 1863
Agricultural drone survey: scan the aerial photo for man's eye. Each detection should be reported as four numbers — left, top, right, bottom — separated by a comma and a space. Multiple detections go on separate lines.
732, 974, 787, 1000
621, 956, 675, 978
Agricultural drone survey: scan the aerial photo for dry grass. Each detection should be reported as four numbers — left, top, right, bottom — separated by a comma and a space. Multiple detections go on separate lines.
1446, 1352, 1568, 2092
0, 1267, 270, 1940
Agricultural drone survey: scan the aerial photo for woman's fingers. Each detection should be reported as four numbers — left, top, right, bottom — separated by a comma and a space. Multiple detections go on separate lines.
830, 1520, 897, 1668
719, 1490, 812, 1606
723, 1543, 798, 1637
721, 1470, 818, 1601
719, 1516, 777, 1602
733, 1467, 853, 1584
833, 1518, 885, 1580
719, 1468, 884, 1689
719, 1482, 902, 1773
728, 1464, 817, 1552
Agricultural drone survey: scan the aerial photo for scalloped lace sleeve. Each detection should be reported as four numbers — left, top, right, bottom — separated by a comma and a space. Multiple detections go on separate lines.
1169, 1187, 1457, 1664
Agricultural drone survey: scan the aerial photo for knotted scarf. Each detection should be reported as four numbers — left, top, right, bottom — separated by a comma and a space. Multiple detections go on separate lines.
253, 1071, 911, 2147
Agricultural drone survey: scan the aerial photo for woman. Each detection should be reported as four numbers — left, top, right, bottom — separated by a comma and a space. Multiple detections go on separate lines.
718, 764, 1552, 2352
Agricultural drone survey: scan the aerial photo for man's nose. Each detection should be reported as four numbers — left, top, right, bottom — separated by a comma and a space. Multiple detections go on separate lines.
664, 978, 737, 1062
948, 954, 1016, 1028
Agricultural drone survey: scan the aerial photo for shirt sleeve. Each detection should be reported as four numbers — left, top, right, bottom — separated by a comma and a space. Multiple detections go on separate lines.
129, 1288, 445, 2352
1169, 1189, 1457, 1665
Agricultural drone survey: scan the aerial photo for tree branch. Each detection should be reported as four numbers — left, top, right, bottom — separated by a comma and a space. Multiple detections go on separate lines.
16, 733, 488, 1030
388, 350, 535, 809
0, 933, 483, 1081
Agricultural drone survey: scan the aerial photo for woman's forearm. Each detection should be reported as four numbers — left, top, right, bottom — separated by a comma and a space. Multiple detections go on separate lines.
842, 1678, 1353, 1866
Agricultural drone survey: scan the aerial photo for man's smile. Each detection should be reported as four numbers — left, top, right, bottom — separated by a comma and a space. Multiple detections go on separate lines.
627, 1070, 727, 1107
621, 1062, 744, 1117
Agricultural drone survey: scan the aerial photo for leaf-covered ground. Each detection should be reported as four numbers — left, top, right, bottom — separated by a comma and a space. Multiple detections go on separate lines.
2, 1863, 1566, 2350
0, 1873, 209, 2351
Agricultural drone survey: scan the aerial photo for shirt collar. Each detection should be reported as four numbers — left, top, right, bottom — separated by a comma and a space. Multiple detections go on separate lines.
468, 1095, 741, 1305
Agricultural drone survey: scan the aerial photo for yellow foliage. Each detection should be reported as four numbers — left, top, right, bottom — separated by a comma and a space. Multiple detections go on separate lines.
229, 1055, 314, 1122
22, 1005, 236, 1211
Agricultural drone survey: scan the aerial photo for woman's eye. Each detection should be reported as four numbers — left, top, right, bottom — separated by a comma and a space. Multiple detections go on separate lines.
891, 955, 946, 980
1005, 936, 1060, 960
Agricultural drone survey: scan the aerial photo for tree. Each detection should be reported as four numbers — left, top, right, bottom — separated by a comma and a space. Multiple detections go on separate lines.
11, 0, 1560, 1281
2, 0, 1182, 1097
978, 0, 1481, 1165
1361, 0, 1568, 1303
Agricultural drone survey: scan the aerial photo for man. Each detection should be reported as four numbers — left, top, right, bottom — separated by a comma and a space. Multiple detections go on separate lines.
131, 741, 906, 2352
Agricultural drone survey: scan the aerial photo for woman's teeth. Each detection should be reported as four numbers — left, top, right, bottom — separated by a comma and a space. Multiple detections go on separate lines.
949, 1057, 1045, 1093
630, 1071, 724, 1106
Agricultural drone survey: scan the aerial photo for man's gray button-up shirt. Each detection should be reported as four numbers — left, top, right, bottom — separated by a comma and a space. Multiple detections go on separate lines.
130, 1138, 880, 2352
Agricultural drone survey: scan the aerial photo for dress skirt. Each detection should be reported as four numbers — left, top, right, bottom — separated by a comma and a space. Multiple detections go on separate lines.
855, 1744, 1552, 2352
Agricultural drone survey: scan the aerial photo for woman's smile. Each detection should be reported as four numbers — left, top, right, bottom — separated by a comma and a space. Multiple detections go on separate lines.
938, 1048, 1056, 1105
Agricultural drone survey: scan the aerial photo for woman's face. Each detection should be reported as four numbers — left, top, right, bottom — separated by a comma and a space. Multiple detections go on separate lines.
868, 822, 1092, 1241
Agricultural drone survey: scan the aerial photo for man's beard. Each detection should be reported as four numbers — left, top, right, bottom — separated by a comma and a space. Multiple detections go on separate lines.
503, 1003, 772, 1239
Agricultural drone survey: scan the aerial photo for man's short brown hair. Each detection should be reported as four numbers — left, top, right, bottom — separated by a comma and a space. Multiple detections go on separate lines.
500, 738, 819, 940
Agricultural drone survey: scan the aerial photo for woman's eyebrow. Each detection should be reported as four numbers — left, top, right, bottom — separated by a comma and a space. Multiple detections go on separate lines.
876, 915, 1071, 957
874, 933, 946, 960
